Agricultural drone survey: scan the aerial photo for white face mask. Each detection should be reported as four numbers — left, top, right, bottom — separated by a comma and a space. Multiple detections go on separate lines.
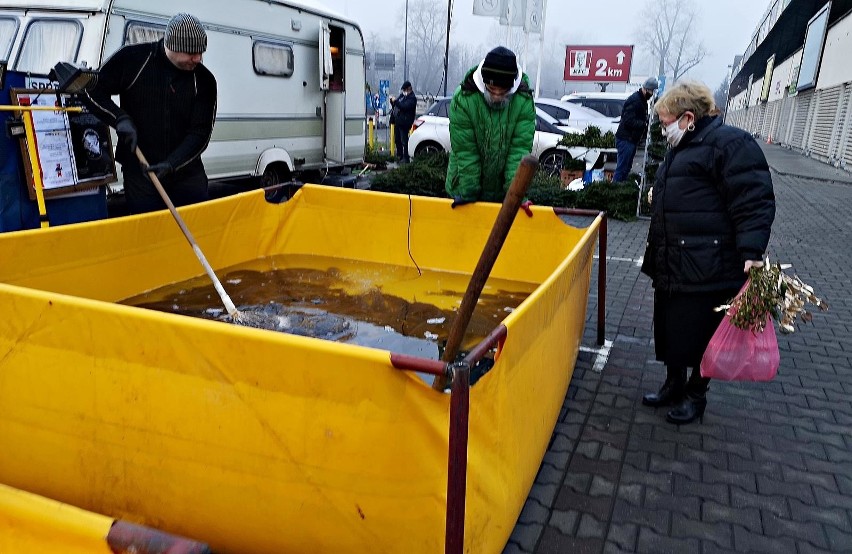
661, 115, 687, 147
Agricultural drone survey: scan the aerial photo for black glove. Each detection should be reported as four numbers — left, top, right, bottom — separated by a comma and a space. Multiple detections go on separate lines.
115, 116, 138, 153
451, 197, 474, 209
142, 161, 173, 180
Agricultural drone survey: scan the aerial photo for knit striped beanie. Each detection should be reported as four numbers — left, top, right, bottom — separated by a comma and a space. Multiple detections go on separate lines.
165, 13, 207, 54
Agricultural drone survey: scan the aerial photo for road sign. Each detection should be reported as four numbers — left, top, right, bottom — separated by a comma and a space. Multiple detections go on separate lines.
373, 53, 395, 71
378, 79, 390, 115
563, 45, 634, 83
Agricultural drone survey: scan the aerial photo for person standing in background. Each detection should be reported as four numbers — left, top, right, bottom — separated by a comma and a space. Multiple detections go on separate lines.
614, 77, 658, 182
390, 81, 416, 163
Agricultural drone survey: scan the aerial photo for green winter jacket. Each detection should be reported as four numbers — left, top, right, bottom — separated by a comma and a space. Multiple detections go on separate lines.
445, 66, 535, 203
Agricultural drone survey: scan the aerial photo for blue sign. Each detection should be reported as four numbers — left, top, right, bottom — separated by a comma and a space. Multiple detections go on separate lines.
378, 79, 390, 115
656, 75, 667, 96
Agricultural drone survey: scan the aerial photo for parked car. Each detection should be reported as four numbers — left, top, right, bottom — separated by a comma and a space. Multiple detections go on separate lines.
560, 92, 632, 119
407, 98, 582, 176
535, 98, 619, 134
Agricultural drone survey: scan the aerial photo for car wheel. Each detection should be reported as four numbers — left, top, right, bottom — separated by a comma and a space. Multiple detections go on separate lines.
539, 149, 568, 177
415, 142, 444, 157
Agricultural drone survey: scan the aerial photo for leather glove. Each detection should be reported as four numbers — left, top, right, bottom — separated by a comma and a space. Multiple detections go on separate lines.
451, 197, 474, 209
115, 116, 138, 153
143, 161, 173, 180
520, 200, 534, 218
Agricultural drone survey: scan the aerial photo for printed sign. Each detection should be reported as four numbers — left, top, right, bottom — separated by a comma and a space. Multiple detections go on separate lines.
12, 89, 116, 199
564, 45, 634, 83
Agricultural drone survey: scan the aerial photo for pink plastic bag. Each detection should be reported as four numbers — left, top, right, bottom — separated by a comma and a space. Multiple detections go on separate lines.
700, 314, 780, 381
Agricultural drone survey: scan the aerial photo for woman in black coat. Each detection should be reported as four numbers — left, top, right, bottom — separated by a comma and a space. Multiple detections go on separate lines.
641, 81, 775, 425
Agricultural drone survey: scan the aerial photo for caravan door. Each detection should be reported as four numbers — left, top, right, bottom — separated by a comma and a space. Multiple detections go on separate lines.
320, 22, 345, 163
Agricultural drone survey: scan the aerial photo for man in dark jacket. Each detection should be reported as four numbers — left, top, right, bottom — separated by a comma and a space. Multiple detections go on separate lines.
85, 13, 217, 214
614, 77, 658, 182
390, 81, 417, 163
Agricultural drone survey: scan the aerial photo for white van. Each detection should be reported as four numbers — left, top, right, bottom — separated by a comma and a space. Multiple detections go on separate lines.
0, 0, 367, 186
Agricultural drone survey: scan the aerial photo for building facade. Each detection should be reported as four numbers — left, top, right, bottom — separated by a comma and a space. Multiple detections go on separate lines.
726, 0, 852, 169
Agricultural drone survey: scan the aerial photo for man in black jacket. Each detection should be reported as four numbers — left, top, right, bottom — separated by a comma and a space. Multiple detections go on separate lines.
390, 81, 417, 163
86, 13, 217, 214
613, 77, 658, 182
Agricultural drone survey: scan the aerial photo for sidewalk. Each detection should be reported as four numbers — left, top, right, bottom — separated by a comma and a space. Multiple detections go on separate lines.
505, 142, 852, 553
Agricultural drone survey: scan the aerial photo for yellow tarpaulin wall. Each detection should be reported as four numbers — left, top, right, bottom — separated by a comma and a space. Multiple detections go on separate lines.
0, 483, 113, 554
0, 186, 598, 553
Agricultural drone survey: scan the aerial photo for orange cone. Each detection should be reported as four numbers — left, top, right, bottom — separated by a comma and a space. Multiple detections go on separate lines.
766, 133, 772, 144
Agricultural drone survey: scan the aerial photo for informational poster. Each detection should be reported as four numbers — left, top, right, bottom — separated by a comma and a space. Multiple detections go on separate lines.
20, 93, 76, 189
12, 88, 116, 199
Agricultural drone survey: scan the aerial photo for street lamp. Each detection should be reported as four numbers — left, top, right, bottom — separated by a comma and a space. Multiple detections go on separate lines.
404, 0, 409, 82
442, 0, 453, 96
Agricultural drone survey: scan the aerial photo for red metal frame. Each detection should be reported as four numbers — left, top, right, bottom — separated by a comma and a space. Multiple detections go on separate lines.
107, 520, 211, 554
391, 209, 607, 553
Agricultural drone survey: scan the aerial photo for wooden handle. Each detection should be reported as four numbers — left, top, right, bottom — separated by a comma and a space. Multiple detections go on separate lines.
135, 147, 240, 319
433, 155, 539, 390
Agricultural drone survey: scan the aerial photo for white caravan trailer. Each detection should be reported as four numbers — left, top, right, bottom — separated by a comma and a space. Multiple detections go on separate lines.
0, 0, 367, 185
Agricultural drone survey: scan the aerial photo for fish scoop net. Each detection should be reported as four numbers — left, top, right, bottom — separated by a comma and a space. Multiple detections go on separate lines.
223, 303, 354, 340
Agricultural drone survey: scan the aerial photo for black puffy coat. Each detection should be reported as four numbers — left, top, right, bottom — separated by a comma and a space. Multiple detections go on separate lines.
615, 89, 649, 144
641, 116, 775, 293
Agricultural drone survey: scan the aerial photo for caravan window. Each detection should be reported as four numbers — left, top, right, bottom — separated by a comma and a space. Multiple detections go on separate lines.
16, 19, 81, 74
124, 22, 165, 45
253, 41, 294, 77
0, 17, 19, 61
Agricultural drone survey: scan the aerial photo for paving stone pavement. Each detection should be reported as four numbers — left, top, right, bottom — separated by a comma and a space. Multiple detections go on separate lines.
504, 143, 852, 554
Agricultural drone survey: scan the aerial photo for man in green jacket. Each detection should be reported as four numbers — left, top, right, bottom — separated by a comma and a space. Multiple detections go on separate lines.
445, 46, 535, 216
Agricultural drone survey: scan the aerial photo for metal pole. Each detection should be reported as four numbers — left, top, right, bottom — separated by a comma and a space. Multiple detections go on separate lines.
445, 361, 470, 554
442, 0, 453, 96
722, 64, 733, 124
505, 4, 511, 45
533, 0, 548, 99
404, 0, 409, 82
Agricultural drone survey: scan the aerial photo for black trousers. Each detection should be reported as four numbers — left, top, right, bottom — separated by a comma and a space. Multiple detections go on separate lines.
122, 165, 209, 214
395, 122, 412, 160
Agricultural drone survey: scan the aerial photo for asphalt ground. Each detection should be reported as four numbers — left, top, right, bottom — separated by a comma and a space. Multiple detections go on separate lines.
504, 142, 852, 553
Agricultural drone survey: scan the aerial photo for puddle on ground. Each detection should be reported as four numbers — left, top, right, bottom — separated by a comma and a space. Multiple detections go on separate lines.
121, 254, 536, 366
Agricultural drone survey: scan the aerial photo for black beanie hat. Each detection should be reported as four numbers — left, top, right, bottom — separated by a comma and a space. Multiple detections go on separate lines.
165, 13, 207, 54
481, 46, 518, 89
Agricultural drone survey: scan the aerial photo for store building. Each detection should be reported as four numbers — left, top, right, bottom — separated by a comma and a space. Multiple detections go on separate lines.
726, 0, 852, 169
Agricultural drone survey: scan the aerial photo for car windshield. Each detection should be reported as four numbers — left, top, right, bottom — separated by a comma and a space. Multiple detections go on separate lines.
535, 110, 565, 135
536, 108, 560, 125
422, 98, 450, 117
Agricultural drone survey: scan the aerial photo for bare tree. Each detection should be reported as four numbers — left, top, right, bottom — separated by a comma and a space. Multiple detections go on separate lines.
397, 0, 449, 96
447, 41, 483, 95
636, 0, 707, 82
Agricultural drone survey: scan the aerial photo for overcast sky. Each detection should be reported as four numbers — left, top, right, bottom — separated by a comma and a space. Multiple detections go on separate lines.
320, 0, 769, 88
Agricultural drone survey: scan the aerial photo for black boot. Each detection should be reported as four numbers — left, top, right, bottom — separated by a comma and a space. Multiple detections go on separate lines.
642, 366, 686, 407
666, 372, 709, 425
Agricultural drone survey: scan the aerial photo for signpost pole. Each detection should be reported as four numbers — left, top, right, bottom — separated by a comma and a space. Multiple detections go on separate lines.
533, 0, 548, 99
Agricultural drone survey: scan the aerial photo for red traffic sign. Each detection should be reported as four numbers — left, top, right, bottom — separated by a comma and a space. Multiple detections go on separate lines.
563, 45, 634, 83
